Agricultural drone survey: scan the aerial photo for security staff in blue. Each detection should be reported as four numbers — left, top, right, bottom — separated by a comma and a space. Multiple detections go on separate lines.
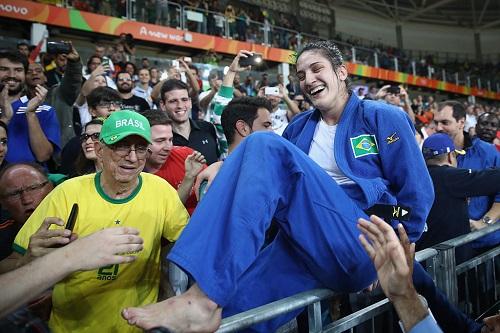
122, 41, 479, 333
434, 101, 500, 249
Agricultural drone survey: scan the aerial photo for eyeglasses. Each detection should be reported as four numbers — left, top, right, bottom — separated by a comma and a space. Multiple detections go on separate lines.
80, 132, 101, 142
2, 181, 49, 200
118, 78, 132, 82
106, 142, 149, 159
96, 101, 122, 109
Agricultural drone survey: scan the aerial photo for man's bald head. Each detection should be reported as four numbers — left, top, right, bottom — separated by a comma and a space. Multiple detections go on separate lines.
0, 163, 53, 224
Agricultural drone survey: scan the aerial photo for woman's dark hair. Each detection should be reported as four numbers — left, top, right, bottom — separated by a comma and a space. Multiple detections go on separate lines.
86, 55, 102, 74
296, 40, 352, 94
0, 120, 8, 136
124, 61, 137, 75
73, 119, 104, 177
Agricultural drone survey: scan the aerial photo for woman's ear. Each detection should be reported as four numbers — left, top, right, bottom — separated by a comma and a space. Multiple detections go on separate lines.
337, 64, 348, 81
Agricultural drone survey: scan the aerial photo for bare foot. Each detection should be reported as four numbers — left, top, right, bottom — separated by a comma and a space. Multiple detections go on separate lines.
122, 284, 221, 332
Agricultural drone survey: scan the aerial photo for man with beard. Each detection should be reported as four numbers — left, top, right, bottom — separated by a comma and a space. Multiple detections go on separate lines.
159, 79, 219, 164
0, 50, 61, 165
475, 112, 499, 144
25, 43, 82, 147
116, 71, 150, 112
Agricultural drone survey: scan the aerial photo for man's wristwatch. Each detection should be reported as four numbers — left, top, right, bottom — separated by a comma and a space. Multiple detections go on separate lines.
482, 216, 494, 225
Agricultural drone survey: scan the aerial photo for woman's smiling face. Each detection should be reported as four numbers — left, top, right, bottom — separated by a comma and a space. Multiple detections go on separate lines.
296, 50, 347, 113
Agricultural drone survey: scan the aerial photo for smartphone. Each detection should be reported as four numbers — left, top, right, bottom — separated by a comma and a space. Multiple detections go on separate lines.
65, 203, 79, 232
180, 72, 187, 83
102, 57, 110, 68
239, 53, 263, 67
101, 57, 110, 75
183, 56, 192, 63
198, 180, 208, 200
265, 86, 280, 96
47, 41, 71, 55
172, 60, 180, 70
160, 71, 169, 81
387, 85, 401, 95
53, 203, 78, 248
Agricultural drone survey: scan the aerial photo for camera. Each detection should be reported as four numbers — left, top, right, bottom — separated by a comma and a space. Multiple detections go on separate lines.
47, 41, 71, 54
387, 85, 401, 95
239, 53, 263, 67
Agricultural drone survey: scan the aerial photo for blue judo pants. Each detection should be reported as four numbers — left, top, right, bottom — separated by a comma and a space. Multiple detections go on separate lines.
168, 132, 481, 333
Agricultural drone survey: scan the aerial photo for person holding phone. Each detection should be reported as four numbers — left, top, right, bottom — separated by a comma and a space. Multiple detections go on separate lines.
257, 82, 300, 136
376, 84, 415, 124
11, 110, 190, 333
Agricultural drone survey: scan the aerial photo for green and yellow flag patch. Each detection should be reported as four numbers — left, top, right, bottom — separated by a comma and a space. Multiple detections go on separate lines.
350, 134, 379, 158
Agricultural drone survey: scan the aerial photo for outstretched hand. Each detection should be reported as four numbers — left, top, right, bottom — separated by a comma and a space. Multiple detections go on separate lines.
483, 313, 500, 333
65, 227, 144, 271
374, 85, 390, 100
184, 151, 206, 179
27, 217, 73, 258
357, 216, 415, 301
66, 41, 80, 62
228, 50, 254, 73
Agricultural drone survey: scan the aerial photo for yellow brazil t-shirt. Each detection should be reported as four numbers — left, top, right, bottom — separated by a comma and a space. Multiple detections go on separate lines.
13, 172, 189, 333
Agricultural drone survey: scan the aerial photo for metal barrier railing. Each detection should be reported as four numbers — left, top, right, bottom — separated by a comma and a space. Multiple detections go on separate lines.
433, 223, 500, 305
217, 289, 335, 333
216, 224, 500, 332
217, 247, 440, 332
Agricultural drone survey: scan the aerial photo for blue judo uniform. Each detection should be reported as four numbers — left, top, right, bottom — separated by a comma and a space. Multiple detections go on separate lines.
168, 95, 479, 332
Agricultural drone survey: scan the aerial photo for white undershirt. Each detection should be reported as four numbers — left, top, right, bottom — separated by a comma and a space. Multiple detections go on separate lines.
308, 119, 355, 185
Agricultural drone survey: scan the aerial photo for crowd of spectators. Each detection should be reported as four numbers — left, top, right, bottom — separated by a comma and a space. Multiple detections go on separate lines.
0, 31, 498, 333
29, 0, 500, 89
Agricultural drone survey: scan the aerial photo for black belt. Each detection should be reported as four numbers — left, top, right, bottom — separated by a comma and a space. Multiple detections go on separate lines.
365, 204, 412, 222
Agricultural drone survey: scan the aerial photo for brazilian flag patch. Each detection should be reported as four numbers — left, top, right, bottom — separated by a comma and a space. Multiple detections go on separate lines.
350, 134, 379, 158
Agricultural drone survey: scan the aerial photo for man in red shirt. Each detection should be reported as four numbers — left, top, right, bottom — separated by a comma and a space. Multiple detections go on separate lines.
142, 110, 205, 215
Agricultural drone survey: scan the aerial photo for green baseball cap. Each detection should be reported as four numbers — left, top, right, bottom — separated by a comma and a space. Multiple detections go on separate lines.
99, 110, 152, 144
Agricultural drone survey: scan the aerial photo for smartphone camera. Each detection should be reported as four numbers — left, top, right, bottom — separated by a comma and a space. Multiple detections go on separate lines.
47, 41, 71, 55
239, 53, 263, 67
